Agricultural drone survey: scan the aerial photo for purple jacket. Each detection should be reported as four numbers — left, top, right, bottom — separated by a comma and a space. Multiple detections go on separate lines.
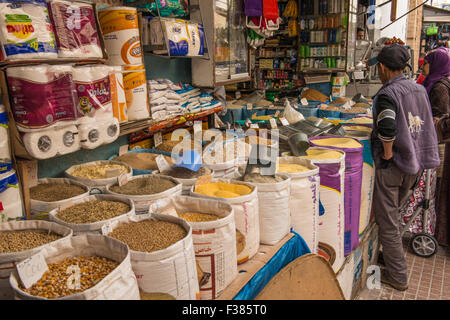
372, 74, 440, 174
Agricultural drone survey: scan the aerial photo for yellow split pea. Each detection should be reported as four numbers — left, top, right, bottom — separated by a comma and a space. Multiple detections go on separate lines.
195, 182, 252, 198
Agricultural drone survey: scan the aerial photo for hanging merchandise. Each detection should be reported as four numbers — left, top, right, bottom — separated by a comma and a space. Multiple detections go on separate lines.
0, 220, 73, 300
245, 0, 263, 30
277, 157, 320, 253
98, 6, 143, 66
309, 137, 364, 256
263, 0, 280, 30
283, 0, 298, 18
158, 196, 237, 300
6, 65, 77, 132
47, 0, 103, 59
0, 170, 24, 222
9, 234, 141, 300
123, 65, 150, 121
103, 213, 199, 300
0, 105, 12, 174
0, 0, 58, 61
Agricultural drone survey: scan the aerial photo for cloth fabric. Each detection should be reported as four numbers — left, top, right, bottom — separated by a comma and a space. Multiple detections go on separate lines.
375, 94, 398, 141
371, 74, 440, 175
429, 78, 450, 118
373, 162, 421, 285
423, 47, 450, 95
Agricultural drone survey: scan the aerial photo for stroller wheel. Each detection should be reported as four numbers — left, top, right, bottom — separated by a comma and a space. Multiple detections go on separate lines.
409, 233, 438, 257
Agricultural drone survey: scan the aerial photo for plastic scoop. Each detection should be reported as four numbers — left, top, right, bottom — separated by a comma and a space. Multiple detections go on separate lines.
174, 149, 202, 172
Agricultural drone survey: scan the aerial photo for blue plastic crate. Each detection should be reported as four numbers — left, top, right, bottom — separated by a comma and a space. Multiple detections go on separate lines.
297, 106, 319, 118
318, 109, 342, 119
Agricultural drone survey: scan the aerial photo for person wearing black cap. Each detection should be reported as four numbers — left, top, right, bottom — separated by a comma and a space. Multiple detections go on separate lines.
368, 44, 440, 291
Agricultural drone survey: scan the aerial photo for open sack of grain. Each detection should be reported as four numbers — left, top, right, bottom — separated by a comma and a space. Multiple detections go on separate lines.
112, 151, 174, 176
48, 194, 135, 235
241, 172, 291, 245
30, 178, 91, 221
277, 157, 320, 254
9, 234, 140, 300
190, 179, 259, 264
157, 195, 237, 300
160, 166, 215, 195
0, 221, 73, 300
102, 212, 199, 300
65, 160, 133, 191
202, 138, 244, 179
106, 174, 182, 215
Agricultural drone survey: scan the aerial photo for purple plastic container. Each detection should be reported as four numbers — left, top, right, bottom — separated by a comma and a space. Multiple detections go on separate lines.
309, 136, 364, 256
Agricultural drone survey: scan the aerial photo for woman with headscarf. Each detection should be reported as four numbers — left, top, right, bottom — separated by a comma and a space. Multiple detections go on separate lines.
422, 47, 450, 247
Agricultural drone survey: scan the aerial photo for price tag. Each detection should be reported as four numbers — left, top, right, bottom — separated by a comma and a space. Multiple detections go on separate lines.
16, 252, 48, 289
235, 91, 241, 99
270, 118, 278, 129
300, 98, 308, 106
274, 111, 280, 117
153, 131, 162, 147
156, 154, 171, 172
250, 123, 259, 129
119, 144, 129, 156
246, 103, 253, 110
106, 168, 121, 178
118, 172, 128, 186
354, 71, 365, 80
101, 222, 113, 235
195, 174, 212, 189
279, 117, 289, 126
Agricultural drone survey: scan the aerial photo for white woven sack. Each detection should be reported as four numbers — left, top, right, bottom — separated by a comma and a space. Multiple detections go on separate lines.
65, 160, 133, 191
277, 157, 320, 253
103, 213, 199, 300
157, 195, 237, 300
48, 194, 135, 235
0, 221, 73, 300
190, 179, 259, 264
9, 234, 140, 300
246, 174, 291, 245
105, 174, 182, 214
30, 178, 91, 221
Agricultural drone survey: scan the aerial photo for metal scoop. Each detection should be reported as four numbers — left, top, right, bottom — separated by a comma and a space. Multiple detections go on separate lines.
288, 132, 310, 156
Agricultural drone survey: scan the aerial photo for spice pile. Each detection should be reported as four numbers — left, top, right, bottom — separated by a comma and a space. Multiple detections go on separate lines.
178, 212, 219, 222
195, 182, 253, 198
161, 167, 211, 179
113, 153, 173, 171
21, 256, 119, 299
109, 176, 177, 195
70, 164, 129, 179
55, 200, 130, 224
0, 231, 62, 253
30, 183, 86, 202
108, 220, 187, 252
300, 89, 329, 102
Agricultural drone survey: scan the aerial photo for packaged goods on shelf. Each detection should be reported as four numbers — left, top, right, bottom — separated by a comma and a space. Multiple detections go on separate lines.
9, 234, 140, 300
30, 178, 90, 221
123, 65, 150, 121
0, 0, 58, 61
104, 213, 199, 300
98, 6, 143, 66
191, 179, 259, 265
0, 170, 24, 222
0, 220, 73, 300
277, 157, 320, 253
47, 0, 103, 59
160, 196, 237, 300
0, 105, 12, 174
310, 137, 364, 256
106, 174, 182, 215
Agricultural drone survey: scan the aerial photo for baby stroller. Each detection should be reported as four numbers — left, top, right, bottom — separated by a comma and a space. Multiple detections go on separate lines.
400, 169, 439, 257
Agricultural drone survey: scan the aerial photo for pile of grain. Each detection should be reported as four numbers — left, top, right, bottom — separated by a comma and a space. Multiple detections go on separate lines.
113, 153, 173, 171
342, 107, 370, 114
110, 176, 177, 195
245, 136, 272, 146
161, 167, 211, 179
333, 97, 349, 104
30, 183, 86, 202
178, 212, 219, 222
277, 163, 310, 173
108, 220, 187, 252
0, 231, 62, 253
300, 148, 343, 160
312, 137, 362, 149
195, 182, 252, 198
71, 164, 129, 179
22, 256, 119, 299
320, 105, 341, 111
301, 89, 329, 103
55, 200, 130, 224
353, 102, 371, 109
243, 173, 284, 183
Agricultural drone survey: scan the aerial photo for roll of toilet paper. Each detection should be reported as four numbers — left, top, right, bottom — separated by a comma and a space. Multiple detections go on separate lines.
57, 125, 81, 155
102, 118, 120, 144
123, 67, 149, 120
98, 7, 143, 66
47, 0, 103, 59
78, 122, 104, 150
22, 130, 59, 160
73, 65, 113, 124
109, 66, 128, 123
7, 65, 77, 132
0, 0, 58, 61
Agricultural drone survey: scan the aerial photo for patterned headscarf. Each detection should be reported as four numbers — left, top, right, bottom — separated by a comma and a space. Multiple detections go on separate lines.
423, 47, 450, 95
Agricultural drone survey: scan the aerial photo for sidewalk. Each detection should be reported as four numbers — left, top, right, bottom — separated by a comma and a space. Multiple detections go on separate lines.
357, 236, 450, 300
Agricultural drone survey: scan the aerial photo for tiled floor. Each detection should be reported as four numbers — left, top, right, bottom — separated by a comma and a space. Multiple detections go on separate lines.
357, 236, 450, 300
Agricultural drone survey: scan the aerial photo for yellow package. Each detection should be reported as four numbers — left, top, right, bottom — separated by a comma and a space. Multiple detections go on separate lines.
312, 138, 362, 149
195, 182, 252, 198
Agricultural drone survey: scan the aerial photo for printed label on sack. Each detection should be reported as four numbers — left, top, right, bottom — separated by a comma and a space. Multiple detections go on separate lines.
75, 76, 111, 117
101, 222, 113, 235
153, 132, 162, 147
279, 117, 289, 126
156, 154, 171, 172
7, 74, 77, 128
16, 252, 48, 289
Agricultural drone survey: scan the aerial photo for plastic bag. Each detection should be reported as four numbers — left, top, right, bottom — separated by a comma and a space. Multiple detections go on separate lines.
282, 99, 304, 124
